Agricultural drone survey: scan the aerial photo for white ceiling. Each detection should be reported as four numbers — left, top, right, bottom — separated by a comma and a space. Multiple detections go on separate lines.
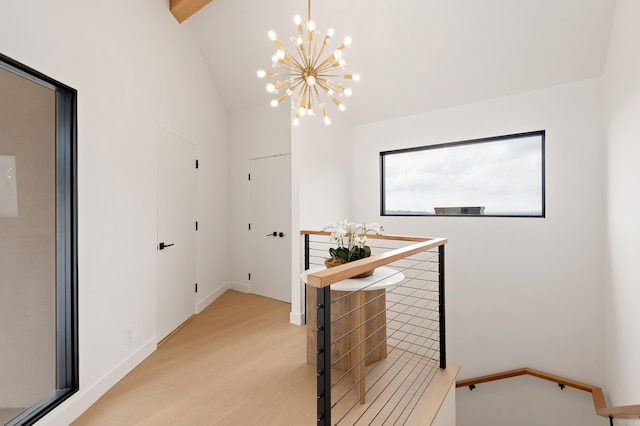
187, 0, 617, 126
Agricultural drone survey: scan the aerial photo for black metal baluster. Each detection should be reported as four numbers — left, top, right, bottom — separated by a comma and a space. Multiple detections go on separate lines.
304, 234, 310, 326
439, 244, 447, 369
316, 286, 331, 425
304, 234, 310, 271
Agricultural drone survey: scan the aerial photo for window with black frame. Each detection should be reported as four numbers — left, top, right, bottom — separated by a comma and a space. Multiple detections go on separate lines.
0, 53, 78, 426
381, 131, 545, 217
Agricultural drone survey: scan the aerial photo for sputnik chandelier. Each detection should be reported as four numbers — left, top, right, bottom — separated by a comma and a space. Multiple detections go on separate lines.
257, 0, 359, 126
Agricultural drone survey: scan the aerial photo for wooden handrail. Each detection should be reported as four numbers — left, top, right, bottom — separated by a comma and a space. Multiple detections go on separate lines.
456, 367, 640, 420
305, 236, 447, 289
597, 405, 640, 420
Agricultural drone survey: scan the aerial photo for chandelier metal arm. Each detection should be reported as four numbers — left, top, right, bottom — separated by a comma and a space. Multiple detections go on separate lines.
311, 37, 331, 69
316, 81, 344, 108
316, 79, 343, 97
316, 63, 341, 75
314, 88, 331, 122
292, 42, 310, 70
279, 50, 306, 72
300, 84, 309, 109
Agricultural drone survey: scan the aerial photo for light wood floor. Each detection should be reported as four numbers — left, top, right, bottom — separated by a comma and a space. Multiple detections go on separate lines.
73, 290, 458, 426
73, 290, 317, 425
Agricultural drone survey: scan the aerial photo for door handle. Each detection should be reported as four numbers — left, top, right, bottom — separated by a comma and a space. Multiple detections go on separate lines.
266, 232, 277, 237
278, 232, 285, 237
159, 242, 175, 250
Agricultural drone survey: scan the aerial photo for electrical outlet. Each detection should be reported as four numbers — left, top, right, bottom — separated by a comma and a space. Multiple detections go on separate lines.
125, 326, 133, 346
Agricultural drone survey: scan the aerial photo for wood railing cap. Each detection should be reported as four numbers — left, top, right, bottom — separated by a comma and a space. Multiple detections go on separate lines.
305, 236, 447, 289
596, 405, 640, 419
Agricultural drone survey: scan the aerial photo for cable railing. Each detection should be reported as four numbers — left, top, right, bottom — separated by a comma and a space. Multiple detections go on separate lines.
301, 231, 448, 425
457, 367, 640, 425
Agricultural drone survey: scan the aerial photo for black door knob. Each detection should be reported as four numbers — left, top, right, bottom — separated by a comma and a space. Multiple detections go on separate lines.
159, 242, 175, 250
278, 232, 285, 237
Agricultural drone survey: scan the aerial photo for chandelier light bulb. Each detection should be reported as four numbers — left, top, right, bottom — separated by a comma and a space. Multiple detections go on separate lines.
258, 5, 359, 126
307, 20, 316, 32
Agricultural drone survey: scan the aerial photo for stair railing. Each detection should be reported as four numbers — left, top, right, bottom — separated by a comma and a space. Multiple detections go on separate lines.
457, 367, 640, 424
302, 231, 448, 425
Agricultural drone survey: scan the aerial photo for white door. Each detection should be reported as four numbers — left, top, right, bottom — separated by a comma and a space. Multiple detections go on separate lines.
157, 129, 196, 341
249, 154, 292, 303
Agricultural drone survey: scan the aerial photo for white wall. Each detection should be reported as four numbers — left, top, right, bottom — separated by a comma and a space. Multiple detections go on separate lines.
292, 117, 353, 322
228, 104, 353, 323
228, 103, 302, 317
602, 1, 640, 424
295, 118, 353, 230
352, 79, 607, 426
0, 0, 228, 423
432, 383, 456, 426
228, 103, 290, 290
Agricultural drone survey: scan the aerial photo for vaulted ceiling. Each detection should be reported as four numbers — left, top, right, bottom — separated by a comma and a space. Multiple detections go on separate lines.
182, 0, 617, 126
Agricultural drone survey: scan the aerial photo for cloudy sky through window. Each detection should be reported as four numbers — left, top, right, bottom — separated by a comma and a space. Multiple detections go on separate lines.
383, 134, 543, 215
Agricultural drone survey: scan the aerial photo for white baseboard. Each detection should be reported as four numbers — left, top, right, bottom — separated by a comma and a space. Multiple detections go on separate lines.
196, 282, 251, 313
36, 282, 253, 425
229, 282, 250, 293
35, 338, 156, 426
36, 282, 298, 424
290, 311, 305, 326
196, 282, 230, 313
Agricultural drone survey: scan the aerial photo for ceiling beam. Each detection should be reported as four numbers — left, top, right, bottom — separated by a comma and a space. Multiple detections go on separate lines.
170, 0, 212, 23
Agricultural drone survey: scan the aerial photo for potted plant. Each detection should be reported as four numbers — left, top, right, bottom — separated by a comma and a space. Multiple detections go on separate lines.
322, 220, 384, 278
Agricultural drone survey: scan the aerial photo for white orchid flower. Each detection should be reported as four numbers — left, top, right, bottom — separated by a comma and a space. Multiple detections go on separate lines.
354, 235, 368, 247
368, 222, 382, 234
324, 219, 383, 254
